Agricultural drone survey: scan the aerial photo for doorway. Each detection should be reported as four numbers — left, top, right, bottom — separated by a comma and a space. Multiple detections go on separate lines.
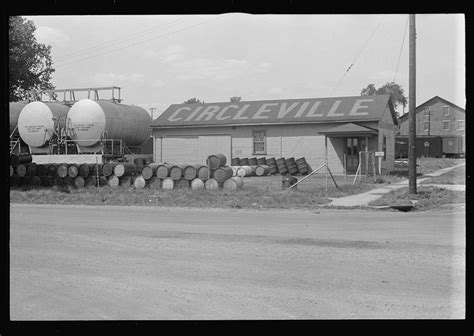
345, 137, 364, 173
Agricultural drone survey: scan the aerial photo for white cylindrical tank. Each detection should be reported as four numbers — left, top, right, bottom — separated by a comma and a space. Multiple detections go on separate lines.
17, 101, 70, 147
10, 102, 27, 134
67, 99, 152, 147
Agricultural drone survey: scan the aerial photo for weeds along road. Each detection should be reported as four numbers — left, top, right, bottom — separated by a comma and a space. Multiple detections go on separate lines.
9, 203, 465, 320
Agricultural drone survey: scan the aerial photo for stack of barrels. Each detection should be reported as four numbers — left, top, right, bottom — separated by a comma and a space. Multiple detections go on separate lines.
230, 156, 312, 176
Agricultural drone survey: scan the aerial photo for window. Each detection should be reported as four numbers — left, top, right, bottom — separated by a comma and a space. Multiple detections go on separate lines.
443, 106, 450, 116
458, 120, 464, 131
383, 135, 387, 160
424, 121, 430, 132
443, 120, 450, 131
253, 130, 266, 154
424, 109, 430, 118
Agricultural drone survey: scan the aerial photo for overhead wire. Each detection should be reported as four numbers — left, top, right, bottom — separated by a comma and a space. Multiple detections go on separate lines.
54, 17, 194, 63
54, 16, 222, 69
329, 15, 385, 97
393, 16, 409, 82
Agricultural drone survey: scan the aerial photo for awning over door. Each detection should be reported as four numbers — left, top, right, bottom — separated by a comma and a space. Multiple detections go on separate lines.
318, 123, 378, 137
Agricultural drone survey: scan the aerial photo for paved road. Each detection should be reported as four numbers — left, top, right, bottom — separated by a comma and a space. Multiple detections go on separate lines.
10, 204, 465, 320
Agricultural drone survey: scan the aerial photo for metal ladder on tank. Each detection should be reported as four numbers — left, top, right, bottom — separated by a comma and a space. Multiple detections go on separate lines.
10, 126, 21, 154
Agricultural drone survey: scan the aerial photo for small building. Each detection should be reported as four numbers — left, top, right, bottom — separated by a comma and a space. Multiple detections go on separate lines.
397, 96, 465, 157
150, 95, 398, 174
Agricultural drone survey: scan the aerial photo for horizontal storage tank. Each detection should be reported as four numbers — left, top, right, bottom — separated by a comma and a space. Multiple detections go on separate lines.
67, 99, 152, 147
10, 102, 27, 134
17, 101, 70, 147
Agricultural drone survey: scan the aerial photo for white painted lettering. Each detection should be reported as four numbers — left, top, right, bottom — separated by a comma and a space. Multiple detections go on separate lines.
305, 101, 323, 117
184, 105, 204, 121
253, 103, 278, 119
326, 100, 344, 117
195, 106, 220, 121
277, 102, 299, 119
294, 102, 311, 118
168, 106, 191, 122
349, 99, 373, 116
233, 104, 251, 120
215, 105, 238, 120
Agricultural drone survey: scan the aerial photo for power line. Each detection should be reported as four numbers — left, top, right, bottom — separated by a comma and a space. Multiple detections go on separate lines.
54, 16, 222, 69
54, 17, 193, 63
393, 16, 409, 82
329, 15, 385, 97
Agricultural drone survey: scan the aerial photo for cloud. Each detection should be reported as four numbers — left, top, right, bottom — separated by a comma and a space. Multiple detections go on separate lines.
35, 26, 70, 45
172, 58, 248, 81
152, 79, 166, 88
267, 87, 285, 95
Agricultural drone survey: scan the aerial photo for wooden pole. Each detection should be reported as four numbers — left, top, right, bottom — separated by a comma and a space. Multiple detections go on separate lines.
408, 14, 417, 194
325, 136, 328, 197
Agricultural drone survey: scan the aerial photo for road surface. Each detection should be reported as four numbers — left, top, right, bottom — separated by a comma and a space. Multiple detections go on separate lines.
10, 204, 465, 320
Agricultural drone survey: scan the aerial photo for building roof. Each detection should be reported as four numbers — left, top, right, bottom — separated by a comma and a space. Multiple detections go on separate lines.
399, 95, 465, 122
151, 95, 397, 128
318, 123, 379, 136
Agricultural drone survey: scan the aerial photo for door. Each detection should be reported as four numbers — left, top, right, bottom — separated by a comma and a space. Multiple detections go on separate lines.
345, 137, 360, 173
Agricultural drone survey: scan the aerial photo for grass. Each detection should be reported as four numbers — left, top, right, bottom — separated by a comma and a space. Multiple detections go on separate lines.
413, 157, 464, 174
421, 165, 466, 185
368, 186, 465, 211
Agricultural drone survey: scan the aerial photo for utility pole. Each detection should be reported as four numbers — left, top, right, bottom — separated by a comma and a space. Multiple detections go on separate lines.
149, 107, 157, 120
408, 14, 417, 194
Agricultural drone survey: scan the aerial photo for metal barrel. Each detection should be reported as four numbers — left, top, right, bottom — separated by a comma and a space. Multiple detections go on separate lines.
296, 157, 312, 175
56, 164, 68, 178
204, 178, 220, 190
18, 154, 33, 164
141, 164, 157, 180
190, 178, 205, 190
36, 164, 47, 176
120, 175, 132, 188
85, 176, 97, 187
282, 176, 298, 190
133, 175, 146, 189
47, 164, 58, 176
162, 177, 174, 190
169, 164, 186, 180
266, 157, 278, 174
156, 163, 172, 179
248, 157, 258, 166
183, 165, 197, 181
10, 165, 14, 177
206, 153, 227, 170
68, 164, 79, 178
213, 166, 233, 183
10, 154, 20, 167
133, 157, 147, 166
255, 165, 271, 176
10, 174, 20, 187
195, 164, 209, 181
30, 176, 42, 187
239, 157, 249, 166
222, 176, 243, 191
74, 176, 85, 188
231, 166, 239, 176
175, 178, 190, 189
16, 164, 27, 177
26, 163, 37, 176
63, 176, 74, 187
108, 175, 120, 188
285, 157, 299, 175
256, 157, 267, 165
98, 176, 108, 186
40, 176, 53, 187
114, 162, 137, 177
276, 157, 288, 174
102, 162, 117, 177
147, 177, 162, 189
88, 163, 103, 177
78, 164, 90, 177
236, 165, 255, 177
231, 157, 240, 166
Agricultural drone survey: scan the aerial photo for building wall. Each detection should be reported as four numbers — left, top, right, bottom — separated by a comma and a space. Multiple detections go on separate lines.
398, 99, 465, 138
378, 107, 396, 172
153, 120, 395, 174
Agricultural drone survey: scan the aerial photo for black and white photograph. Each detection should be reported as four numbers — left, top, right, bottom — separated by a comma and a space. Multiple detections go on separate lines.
6, 8, 466, 326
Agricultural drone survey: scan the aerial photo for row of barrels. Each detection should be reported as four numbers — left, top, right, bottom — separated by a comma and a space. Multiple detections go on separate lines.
230, 156, 312, 176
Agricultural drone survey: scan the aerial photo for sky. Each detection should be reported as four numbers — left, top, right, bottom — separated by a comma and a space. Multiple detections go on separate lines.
23, 14, 465, 119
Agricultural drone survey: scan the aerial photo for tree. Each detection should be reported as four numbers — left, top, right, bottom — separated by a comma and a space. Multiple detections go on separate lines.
183, 97, 205, 104
360, 82, 408, 116
229, 96, 242, 102
9, 16, 55, 101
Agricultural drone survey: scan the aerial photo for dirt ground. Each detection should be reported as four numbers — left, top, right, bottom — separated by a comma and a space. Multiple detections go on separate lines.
9, 203, 465, 320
